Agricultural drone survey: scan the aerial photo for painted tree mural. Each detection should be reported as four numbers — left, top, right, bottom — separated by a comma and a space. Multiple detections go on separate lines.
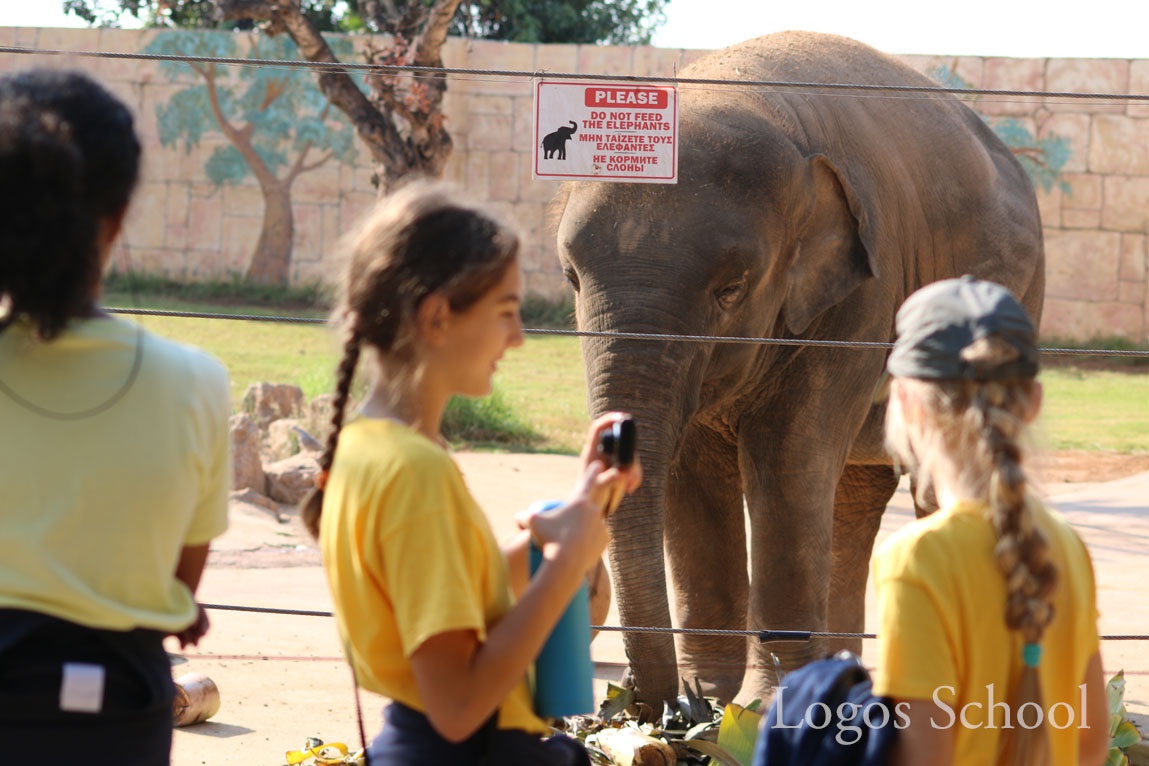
144, 30, 360, 284
930, 65, 1072, 194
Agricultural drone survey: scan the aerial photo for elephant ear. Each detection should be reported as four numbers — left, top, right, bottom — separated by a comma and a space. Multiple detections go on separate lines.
782, 154, 879, 335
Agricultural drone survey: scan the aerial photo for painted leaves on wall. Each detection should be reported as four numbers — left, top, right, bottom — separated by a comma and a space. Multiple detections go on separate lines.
144, 30, 362, 284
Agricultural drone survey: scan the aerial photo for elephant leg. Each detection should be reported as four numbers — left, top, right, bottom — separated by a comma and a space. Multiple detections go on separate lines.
739, 441, 841, 701
665, 421, 746, 703
827, 463, 899, 656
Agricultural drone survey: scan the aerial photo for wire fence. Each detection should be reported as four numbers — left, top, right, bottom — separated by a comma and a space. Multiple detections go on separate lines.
108, 307, 1149, 357
200, 603, 1149, 644
4, 45, 1149, 104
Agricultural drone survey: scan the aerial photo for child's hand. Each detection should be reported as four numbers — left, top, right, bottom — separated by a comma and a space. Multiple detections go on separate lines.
579, 412, 643, 512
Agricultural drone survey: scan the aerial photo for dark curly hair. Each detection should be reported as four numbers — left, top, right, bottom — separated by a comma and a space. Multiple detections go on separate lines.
0, 69, 141, 340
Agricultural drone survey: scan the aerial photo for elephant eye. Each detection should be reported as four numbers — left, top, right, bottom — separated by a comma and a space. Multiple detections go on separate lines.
563, 266, 580, 292
715, 278, 746, 310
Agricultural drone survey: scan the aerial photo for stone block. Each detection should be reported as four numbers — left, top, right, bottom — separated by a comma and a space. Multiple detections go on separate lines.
14, 28, 38, 48
979, 58, 1045, 116
1045, 58, 1128, 114
292, 203, 322, 260
517, 150, 564, 203
167, 184, 189, 224
123, 182, 168, 250
466, 151, 489, 195
343, 163, 379, 194
511, 96, 535, 155
294, 161, 344, 204
632, 47, 692, 79
1131, 61, 1149, 118
577, 45, 635, 76
511, 201, 545, 249
1119, 280, 1145, 305
95, 29, 144, 81
467, 112, 513, 151
906, 55, 984, 89
223, 185, 265, 217
1088, 116, 1149, 175
221, 216, 258, 276
452, 39, 534, 95
488, 152, 519, 201
135, 248, 186, 279
441, 152, 467, 187
1102, 176, 1149, 232
1120, 234, 1146, 283
1062, 173, 1102, 209
534, 44, 578, 76
1034, 187, 1062, 227
1044, 229, 1121, 301
36, 28, 87, 53
525, 267, 567, 300
1040, 298, 1143, 341
188, 193, 222, 251
291, 257, 335, 288
320, 204, 343, 255
340, 191, 376, 231
468, 95, 514, 115
1036, 112, 1091, 173
1062, 208, 1101, 229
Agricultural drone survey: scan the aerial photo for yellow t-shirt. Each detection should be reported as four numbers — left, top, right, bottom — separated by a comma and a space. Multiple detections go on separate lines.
871, 498, 1100, 766
319, 418, 546, 734
0, 316, 230, 632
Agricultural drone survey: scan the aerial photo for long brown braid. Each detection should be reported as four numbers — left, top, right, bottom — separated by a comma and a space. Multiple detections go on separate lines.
886, 335, 1055, 764
299, 181, 520, 540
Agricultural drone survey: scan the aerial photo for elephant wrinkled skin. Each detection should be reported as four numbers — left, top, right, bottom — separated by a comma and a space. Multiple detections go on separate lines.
553, 32, 1045, 706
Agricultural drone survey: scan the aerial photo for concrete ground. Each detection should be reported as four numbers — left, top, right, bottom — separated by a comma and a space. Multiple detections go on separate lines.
172, 452, 1149, 764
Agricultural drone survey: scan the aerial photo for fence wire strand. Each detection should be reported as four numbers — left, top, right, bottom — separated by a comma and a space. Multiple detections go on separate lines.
108, 307, 1149, 357
3, 45, 1149, 103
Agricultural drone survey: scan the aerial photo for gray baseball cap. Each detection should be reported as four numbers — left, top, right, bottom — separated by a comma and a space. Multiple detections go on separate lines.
887, 276, 1039, 381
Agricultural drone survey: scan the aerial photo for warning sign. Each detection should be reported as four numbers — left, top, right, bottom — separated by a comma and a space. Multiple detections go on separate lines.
533, 81, 678, 184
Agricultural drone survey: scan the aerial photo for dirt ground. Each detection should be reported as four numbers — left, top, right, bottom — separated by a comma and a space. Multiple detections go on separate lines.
171, 450, 1149, 764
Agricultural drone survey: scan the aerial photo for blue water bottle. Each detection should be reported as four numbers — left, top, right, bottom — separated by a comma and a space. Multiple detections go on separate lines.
526, 500, 595, 717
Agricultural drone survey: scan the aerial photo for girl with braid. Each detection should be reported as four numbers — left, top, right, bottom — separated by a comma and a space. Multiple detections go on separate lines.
0, 71, 229, 758
302, 181, 640, 764
874, 277, 1108, 766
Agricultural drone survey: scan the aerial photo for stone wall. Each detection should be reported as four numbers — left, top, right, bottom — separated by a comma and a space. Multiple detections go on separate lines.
2, 28, 1146, 342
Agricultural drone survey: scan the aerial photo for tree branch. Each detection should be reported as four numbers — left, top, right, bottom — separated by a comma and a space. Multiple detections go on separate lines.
199, 61, 277, 188
298, 151, 335, 175
415, 0, 463, 67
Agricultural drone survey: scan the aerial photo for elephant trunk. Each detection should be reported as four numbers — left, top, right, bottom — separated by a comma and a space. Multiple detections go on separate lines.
569, 121, 577, 133
584, 328, 696, 707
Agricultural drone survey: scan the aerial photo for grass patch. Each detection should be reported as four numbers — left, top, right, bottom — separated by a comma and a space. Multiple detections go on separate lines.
442, 387, 541, 449
1041, 335, 1149, 370
1039, 367, 1149, 453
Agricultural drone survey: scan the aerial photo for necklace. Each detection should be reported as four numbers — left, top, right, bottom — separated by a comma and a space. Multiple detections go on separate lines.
0, 321, 145, 421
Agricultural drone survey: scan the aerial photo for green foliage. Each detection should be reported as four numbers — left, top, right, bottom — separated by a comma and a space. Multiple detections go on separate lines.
64, 0, 667, 44
520, 293, 576, 329
453, 0, 669, 44
104, 271, 332, 309
441, 388, 540, 447
143, 30, 360, 188
926, 65, 1072, 193
64, 0, 346, 30
1106, 670, 1142, 765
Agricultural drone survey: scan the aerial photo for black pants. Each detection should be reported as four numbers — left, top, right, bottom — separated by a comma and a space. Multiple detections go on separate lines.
369, 701, 590, 766
0, 609, 174, 765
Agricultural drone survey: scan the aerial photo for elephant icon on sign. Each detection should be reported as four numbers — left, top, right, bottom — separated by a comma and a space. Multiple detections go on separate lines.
542, 121, 578, 159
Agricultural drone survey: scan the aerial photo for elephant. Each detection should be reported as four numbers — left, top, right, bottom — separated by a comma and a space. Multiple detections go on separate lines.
553, 31, 1045, 707
543, 121, 578, 159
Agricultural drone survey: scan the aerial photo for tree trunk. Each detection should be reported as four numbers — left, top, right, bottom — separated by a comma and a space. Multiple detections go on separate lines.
245, 182, 294, 284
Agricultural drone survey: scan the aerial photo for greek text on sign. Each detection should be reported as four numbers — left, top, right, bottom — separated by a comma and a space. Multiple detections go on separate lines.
534, 81, 678, 184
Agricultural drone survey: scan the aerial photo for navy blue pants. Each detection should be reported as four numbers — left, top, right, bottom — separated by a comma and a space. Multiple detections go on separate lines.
0, 610, 174, 765
369, 701, 589, 766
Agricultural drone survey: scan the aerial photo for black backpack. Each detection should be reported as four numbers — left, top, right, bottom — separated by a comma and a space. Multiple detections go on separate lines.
753, 652, 899, 766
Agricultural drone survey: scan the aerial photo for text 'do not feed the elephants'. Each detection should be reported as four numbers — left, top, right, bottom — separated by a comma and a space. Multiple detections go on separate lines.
534, 80, 679, 184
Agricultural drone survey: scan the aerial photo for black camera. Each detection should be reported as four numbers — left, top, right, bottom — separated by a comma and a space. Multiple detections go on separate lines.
596, 417, 637, 469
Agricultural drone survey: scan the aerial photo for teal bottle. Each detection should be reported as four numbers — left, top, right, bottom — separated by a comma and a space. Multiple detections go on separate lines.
526, 500, 595, 717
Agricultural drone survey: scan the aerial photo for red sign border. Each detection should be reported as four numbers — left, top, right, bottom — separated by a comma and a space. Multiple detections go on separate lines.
534, 80, 678, 182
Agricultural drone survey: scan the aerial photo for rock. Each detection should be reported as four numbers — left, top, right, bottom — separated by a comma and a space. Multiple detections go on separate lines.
265, 452, 321, 505
229, 488, 282, 523
305, 392, 339, 444
267, 418, 303, 461
242, 382, 304, 430
229, 413, 265, 493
